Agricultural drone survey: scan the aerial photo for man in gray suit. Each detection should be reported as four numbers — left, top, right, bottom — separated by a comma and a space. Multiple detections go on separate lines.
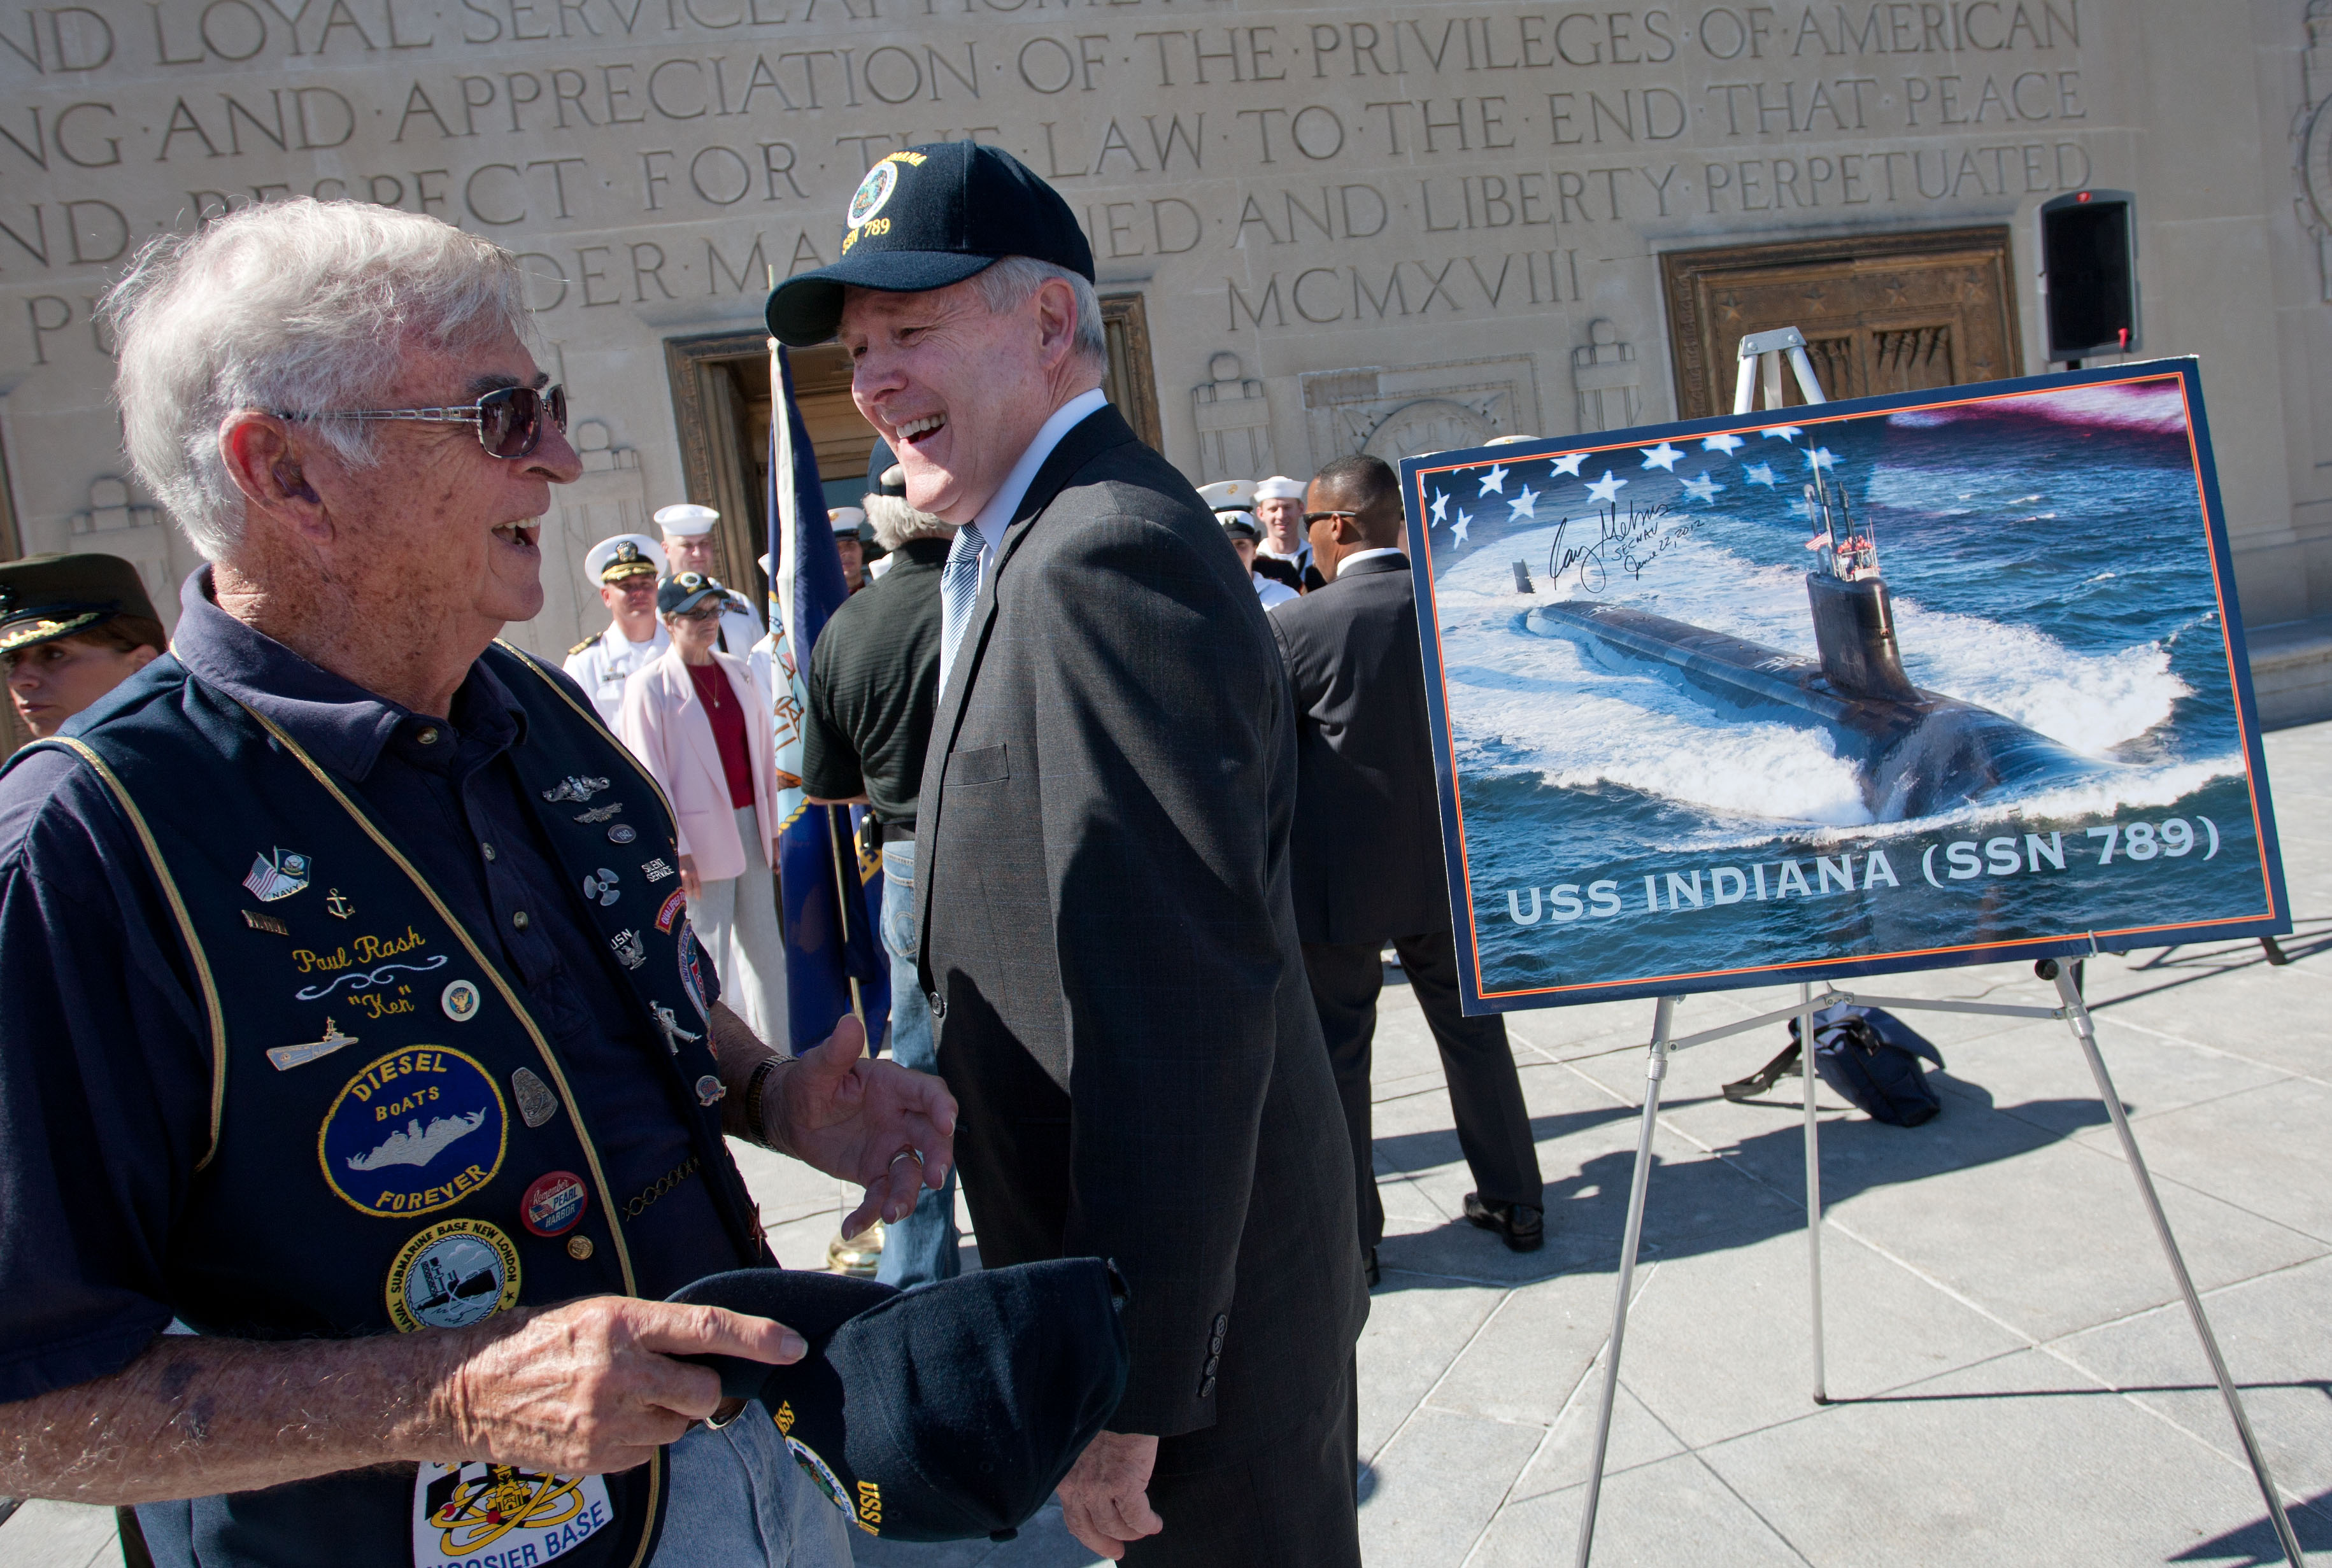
1271, 456, 1546, 1285
767, 144, 1366, 1565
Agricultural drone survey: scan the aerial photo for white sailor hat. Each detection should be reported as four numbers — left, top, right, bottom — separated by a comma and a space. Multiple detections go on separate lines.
1253, 475, 1307, 502
653, 502, 721, 539
1218, 509, 1262, 542
1196, 479, 1256, 511
829, 506, 867, 537
585, 533, 667, 583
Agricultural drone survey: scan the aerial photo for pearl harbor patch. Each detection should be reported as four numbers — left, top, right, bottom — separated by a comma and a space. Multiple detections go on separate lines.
320, 1047, 507, 1218
412, 1461, 612, 1568
386, 1217, 522, 1332
520, 1170, 588, 1237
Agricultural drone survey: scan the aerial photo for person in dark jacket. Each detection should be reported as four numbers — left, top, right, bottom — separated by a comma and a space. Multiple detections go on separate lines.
768, 141, 1365, 1566
1269, 453, 1546, 1286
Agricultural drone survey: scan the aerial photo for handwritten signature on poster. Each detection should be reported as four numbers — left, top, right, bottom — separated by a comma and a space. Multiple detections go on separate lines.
1546, 504, 1695, 593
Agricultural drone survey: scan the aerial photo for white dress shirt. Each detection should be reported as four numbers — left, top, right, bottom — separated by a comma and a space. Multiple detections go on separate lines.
1326, 546, 1404, 579
965, 386, 1111, 593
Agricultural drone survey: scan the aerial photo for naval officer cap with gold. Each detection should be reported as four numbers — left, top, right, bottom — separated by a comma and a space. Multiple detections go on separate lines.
0, 553, 163, 655
585, 533, 666, 584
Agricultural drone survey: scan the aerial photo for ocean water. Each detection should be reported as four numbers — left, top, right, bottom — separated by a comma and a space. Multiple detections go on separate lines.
1414, 376, 2282, 1003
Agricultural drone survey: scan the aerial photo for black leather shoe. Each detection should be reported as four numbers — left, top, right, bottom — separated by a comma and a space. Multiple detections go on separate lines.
1363, 1248, 1381, 1288
1463, 1193, 1544, 1252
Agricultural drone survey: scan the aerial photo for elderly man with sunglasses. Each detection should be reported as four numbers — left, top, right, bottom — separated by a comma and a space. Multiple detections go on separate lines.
0, 199, 956, 1568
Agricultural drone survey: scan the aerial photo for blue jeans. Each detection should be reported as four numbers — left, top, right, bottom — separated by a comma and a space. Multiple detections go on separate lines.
875, 839, 962, 1289
648, 1399, 852, 1567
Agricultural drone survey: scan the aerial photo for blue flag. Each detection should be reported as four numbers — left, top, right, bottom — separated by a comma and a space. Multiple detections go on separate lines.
765, 342, 890, 1054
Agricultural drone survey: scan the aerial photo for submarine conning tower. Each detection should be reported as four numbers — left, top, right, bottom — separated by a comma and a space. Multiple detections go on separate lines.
1799, 462, 1921, 703
1807, 573, 1921, 702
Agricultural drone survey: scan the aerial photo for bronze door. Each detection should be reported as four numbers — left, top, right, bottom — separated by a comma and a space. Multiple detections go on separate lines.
1661, 227, 2021, 420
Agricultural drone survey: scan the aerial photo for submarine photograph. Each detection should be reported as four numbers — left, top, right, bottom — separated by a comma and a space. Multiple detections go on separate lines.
1404, 365, 2282, 1006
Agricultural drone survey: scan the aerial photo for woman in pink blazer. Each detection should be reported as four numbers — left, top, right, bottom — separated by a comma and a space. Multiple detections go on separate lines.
617, 572, 788, 1047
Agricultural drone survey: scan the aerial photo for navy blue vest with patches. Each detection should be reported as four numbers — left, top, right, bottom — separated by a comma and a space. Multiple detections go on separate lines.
22, 642, 769, 1568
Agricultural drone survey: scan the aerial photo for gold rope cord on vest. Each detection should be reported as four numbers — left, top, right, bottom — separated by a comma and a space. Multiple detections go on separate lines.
233, 702, 644, 1303
50, 738, 231, 1173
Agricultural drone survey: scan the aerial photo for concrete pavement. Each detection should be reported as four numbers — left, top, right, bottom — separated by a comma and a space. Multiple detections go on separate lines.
7, 721, 2328, 1567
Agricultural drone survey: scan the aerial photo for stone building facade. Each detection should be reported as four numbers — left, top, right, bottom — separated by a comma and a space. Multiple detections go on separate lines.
3, 0, 2331, 718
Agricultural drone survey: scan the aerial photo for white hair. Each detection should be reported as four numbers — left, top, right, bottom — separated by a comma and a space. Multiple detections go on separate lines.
103, 199, 532, 563
974, 256, 1107, 368
865, 493, 955, 553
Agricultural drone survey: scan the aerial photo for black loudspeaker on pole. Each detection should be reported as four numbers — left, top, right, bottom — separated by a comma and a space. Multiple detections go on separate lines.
2038, 189, 2138, 367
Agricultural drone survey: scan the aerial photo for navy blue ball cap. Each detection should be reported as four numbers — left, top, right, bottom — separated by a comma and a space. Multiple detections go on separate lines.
667, 1257, 1129, 1542
766, 142, 1096, 348
657, 571, 727, 618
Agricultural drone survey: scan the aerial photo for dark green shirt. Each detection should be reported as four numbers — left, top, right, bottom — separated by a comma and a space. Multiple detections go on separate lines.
802, 535, 950, 831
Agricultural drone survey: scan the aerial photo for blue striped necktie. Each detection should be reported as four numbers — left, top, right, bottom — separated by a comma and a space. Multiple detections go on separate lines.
937, 520, 987, 695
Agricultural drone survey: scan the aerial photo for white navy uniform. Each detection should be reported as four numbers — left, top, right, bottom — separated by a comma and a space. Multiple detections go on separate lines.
564, 620, 671, 728
1259, 539, 1313, 579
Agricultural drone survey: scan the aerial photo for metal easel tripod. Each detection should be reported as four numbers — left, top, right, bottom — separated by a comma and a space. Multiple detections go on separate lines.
1569, 327, 2303, 1568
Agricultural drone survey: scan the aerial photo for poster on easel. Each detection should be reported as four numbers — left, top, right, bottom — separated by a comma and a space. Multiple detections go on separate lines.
1402, 358, 2291, 1014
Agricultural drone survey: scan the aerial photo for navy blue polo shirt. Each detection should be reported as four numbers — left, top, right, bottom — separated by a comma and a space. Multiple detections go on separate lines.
0, 576, 751, 1404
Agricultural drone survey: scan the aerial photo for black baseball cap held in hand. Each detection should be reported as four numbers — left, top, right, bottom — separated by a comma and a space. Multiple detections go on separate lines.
765, 141, 1097, 348
666, 1257, 1130, 1542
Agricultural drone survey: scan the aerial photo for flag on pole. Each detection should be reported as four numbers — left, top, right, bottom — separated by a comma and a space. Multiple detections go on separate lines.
766, 339, 890, 1054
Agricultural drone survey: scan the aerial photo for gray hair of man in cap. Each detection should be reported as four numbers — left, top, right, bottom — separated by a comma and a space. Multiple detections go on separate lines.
105, 199, 539, 564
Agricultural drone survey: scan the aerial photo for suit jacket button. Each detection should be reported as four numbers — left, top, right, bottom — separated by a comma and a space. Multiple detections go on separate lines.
1198, 1376, 1216, 1399
1210, 1331, 1225, 1355
927, 992, 945, 1018
1204, 1354, 1219, 1376
1212, 1313, 1228, 1334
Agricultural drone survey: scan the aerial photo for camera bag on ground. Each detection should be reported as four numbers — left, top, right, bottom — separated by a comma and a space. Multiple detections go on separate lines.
1719, 1002, 1946, 1126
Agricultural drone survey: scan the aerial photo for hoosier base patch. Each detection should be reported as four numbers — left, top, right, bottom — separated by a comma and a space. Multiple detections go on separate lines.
411, 1461, 613, 1568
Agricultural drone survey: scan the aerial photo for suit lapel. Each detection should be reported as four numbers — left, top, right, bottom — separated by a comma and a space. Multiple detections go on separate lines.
914, 403, 1141, 981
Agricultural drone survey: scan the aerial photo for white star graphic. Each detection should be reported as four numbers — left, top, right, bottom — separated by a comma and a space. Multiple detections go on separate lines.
1680, 473, 1723, 503
1507, 484, 1539, 521
1450, 509, 1472, 544
1549, 452, 1588, 477
1762, 425, 1802, 442
1744, 462, 1777, 487
1430, 490, 1449, 525
1804, 446, 1837, 470
1639, 441, 1684, 472
1476, 463, 1509, 495
1584, 470, 1628, 505
1700, 432, 1745, 454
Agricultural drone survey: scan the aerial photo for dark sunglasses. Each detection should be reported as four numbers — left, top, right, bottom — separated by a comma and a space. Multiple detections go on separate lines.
269, 384, 569, 460
1302, 509, 1360, 526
